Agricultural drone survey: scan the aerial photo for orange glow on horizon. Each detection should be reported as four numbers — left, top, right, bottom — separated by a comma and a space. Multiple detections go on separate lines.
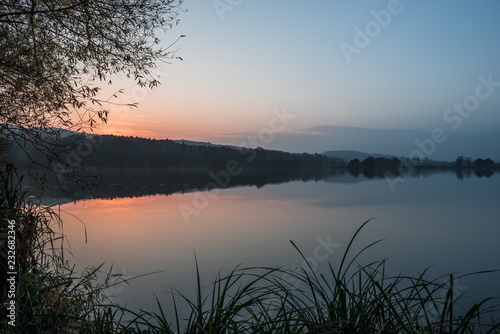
91, 117, 219, 141
80, 101, 284, 144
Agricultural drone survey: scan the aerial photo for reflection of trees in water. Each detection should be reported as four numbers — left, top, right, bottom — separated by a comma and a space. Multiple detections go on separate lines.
30, 163, 498, 204
455, 156, 497, 180
345, 157, 416, 179
343, 156, 498, 180
473, 168, 495, 178
457, 167, 495, 179
34, 168, 335, 203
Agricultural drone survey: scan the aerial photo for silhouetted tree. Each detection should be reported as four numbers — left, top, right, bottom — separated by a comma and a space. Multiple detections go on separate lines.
474, 158, 485, 168
1, 0, 184, 185
484, 158, 494, 168
362, 156, 376, 170
347, 158, 360, 170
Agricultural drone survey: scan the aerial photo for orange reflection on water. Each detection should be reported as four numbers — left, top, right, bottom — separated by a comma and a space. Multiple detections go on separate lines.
59, 194, 190, 270
58, 189, 311, 270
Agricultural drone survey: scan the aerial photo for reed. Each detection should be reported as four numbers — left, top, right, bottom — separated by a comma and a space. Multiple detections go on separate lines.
1, 164, 133, 333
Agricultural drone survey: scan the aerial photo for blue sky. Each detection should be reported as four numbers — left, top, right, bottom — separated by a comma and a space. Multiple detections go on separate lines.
102, 1, 500, 160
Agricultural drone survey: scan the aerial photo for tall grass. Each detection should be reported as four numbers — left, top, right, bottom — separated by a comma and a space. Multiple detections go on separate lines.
0, 164, 133, 333
266, 220, 500, 333
1, 163, 499, 333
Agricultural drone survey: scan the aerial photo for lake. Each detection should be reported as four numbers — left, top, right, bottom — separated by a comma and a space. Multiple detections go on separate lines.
55, 170, 500, 319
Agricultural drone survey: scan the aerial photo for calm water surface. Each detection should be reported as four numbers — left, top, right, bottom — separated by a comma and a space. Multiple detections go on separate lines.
59, 172, 500, 315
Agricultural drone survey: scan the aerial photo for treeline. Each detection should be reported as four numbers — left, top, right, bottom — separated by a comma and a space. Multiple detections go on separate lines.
340, 155, 499, 179
84, 135, 333, 169
455, 156, 498, 179
340, 157, 402, 178
3, 132, 498, 179
455, 156, 497, 169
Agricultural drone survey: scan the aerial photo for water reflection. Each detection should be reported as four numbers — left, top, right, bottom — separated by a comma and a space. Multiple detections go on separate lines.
28, 167, 499, 206
57, 172, 500, 317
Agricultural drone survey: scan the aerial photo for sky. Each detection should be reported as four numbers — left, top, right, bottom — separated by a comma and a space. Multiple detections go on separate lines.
95, 0, 500, 160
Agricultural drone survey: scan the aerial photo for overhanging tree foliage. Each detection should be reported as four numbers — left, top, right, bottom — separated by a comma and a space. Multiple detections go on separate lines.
0, 0, 184, 186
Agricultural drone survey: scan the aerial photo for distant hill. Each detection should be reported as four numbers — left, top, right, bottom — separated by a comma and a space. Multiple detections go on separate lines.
322, 150, 395, 161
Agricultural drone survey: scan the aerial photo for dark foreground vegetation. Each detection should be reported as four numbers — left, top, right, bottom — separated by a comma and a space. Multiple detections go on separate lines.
1, 163, 500, 333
